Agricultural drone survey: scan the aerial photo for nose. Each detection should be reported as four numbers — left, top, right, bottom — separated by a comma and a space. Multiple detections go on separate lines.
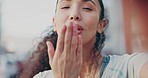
70, 16, 80, 20
69, 8, 81, 21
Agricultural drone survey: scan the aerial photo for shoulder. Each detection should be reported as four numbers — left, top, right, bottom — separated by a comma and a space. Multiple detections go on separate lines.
127, 53, 148, 78
101, 54, 138, 78
108, 53, 135, 65
127, 53, 148, 70
109, 53, 147, 63
103, 53, 148, 78
110, 53, 148, 71
140, 61, 148, 78
33, 70, 54, 78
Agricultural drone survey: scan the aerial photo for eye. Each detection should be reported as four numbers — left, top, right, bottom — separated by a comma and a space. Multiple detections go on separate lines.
83, 8, 92, 11
61, 7, 70, 9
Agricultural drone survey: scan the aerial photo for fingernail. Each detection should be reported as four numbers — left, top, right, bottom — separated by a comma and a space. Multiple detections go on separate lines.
46, 41, 50, 46
46, 41, 51, 51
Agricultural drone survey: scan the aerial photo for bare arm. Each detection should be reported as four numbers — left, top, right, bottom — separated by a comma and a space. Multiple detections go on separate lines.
140, 61, 148, 78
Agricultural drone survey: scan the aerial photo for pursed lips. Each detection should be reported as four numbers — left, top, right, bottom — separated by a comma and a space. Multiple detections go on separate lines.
65, 21, 84, 35
72, 24, 84, 35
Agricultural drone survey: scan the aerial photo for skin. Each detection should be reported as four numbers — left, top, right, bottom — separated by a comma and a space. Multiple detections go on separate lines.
47, 0, 106, 78
47, 0, 148, 78
140, 62, 148, 78
16, 0, 148, 78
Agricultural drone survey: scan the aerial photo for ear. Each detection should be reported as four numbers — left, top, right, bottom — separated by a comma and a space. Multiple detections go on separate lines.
52, 17, 56, 31
97, 19, 108, 33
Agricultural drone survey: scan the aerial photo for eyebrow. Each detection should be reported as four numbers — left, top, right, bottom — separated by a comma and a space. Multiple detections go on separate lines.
59, 0, 70, 2
59, 0, 96, 6
83, 0, 96, 6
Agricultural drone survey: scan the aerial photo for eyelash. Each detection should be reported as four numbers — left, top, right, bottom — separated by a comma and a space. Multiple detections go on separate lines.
61, 7, 92, 11
83, 8, 92, 11
61, 7, 70, 9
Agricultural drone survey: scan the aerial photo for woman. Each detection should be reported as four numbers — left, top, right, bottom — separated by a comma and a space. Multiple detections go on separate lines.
17, 0, 148, 78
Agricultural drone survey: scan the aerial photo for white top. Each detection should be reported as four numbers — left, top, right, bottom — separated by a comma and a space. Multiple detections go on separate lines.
33, 53, 148, 78
102, 53, 148, 78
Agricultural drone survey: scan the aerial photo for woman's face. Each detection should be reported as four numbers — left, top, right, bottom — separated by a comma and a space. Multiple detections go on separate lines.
53, 0, 104, 45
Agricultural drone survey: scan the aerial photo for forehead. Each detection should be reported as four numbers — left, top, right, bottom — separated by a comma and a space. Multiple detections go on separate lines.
58, 0, 100, 7
58, 0, 99, 4
59, 0, 95, 1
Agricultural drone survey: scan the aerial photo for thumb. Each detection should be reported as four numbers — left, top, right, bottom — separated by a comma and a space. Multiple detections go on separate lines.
46, 41, 55, 65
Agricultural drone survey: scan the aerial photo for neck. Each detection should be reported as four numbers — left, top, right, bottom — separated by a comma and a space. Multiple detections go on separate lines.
82, 36, 96, 61
80, 37, 103, 78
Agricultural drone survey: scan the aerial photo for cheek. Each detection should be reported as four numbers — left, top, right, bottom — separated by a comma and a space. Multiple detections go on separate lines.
84, 13, 99, 30
54, 14, 68, 33
84, 12, 99, 23
82, 13, 99, 42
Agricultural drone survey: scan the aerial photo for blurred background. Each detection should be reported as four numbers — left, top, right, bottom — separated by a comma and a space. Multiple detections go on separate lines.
0, 0, 148, 78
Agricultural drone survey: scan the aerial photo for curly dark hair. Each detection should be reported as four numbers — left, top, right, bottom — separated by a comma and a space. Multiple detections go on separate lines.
16, 0, 107, 78
38, 0, 106, 71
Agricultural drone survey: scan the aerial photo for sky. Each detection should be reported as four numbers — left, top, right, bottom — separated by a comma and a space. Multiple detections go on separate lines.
1, 0, 56, 54
0, 0, 126, 55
